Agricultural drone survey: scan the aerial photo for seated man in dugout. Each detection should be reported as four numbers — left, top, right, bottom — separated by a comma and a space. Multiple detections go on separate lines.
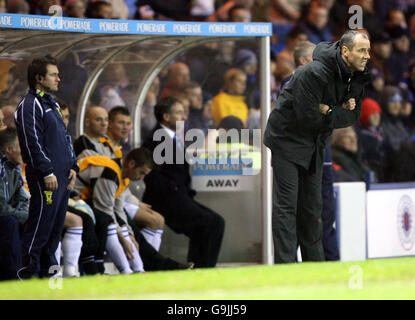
75, 105, 190, 271
212, 68, 249, 128
74, 147, 151, 274
106, 106, 165, 251
143, 96, 225, 268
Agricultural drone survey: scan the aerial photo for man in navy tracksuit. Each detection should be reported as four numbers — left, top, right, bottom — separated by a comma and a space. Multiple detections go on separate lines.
15, 55, 78, 279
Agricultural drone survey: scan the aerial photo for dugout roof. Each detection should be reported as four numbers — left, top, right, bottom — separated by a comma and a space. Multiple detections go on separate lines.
0, 13, 273, 264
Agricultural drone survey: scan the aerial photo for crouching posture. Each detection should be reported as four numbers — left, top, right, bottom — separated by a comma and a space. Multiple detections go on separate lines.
73, 147, 153, 274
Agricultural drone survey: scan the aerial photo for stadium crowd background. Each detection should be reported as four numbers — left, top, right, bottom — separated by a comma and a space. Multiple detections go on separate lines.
1, 0, 415, 279
1, 0, 415, 184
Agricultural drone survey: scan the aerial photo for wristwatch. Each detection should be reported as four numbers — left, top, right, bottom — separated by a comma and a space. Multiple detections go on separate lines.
326, 108, 333, 116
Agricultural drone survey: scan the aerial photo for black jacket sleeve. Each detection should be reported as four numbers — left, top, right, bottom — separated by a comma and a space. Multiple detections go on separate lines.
291, 69, 327, 135
326, 86, 364, 129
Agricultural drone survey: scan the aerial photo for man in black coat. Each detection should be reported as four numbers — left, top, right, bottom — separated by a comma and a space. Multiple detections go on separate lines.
143, 97, 225, 268
264, 30, 371, 263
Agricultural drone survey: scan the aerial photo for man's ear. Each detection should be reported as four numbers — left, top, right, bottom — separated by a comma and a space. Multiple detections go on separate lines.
84, 117, 90, 128
35, 74, 42, 83
127, 159, 136, 170
162, 112, 170, 124
341, 45, 349, 58
4, 144, 11, 155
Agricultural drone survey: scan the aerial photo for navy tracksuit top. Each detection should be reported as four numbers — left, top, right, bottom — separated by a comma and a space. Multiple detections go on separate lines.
15, 88, 78, 178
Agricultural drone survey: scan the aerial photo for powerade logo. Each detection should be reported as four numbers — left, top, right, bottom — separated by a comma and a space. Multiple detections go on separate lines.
191, 158, 253, 176
397, 195, 415, 251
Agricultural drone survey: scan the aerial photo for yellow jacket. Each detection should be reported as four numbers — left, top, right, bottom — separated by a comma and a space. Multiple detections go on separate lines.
212, 92, 248, 127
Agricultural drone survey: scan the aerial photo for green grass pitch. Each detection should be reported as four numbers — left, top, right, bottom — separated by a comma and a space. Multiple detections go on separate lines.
1, 258, 415, 300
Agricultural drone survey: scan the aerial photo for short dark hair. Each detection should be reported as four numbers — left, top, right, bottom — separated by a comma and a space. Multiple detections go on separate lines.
154, 96, 182, 123
0, 127, 18, 152
339, 30, 369, 51
108, 106, 130, 122
124, 147, 153, 169
27, 55, 57, 90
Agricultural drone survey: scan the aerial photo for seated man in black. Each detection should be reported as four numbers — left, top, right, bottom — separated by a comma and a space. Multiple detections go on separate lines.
143, 96, 225, 268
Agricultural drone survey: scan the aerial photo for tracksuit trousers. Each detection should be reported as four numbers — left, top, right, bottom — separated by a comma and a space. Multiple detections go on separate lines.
18, 172, 70, 279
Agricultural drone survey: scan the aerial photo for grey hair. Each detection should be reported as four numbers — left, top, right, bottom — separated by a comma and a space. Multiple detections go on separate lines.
339, 30, 369, 50
293, 40, 316, 67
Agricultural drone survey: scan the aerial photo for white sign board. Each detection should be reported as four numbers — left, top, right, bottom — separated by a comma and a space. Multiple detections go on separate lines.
190, 159, 258, 192
191, 175, 256, 191
367, 189, 415, 258
334, 182, 366, 261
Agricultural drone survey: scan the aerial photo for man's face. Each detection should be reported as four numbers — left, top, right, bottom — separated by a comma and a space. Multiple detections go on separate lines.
276, 57, 295, 80
394, 35, 410, 53
372, 77, 384, 92
86, 107, 108, 137
125, 163, 152, 181
38, 64, 60, 93
300, 48, 315, 66
67, 0, 85, 18
171, 65, 190, 90
229, 73, 247, 95
6, 138, 22, 165
343, 34, 371, 72
163, 102, 185, 131
373, 42, 392, 60
388, 100, 402, 116
368, 112, 381, 127
98, 4, 112, 19
340, 129, 358, 153
308, 7, 328, 30
61, 108, 70, 129
1, 105, 15, 129
108, 113, 132, 141
230, 8, 251, 22
185, 87, 203, 110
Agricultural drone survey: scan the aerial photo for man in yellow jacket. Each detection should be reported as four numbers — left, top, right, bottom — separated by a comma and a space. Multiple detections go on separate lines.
212, 68, 249, 127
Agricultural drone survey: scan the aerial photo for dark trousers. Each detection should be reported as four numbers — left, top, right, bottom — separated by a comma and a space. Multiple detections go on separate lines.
321, 146, 340, 261
167, 198, 225, 268
18, 173, 70, 279
89, 206, 114, 274
126, 214, 189, 271
0, 216, 22, 280
146, 189, 225, 268
272, 154, 325, 263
